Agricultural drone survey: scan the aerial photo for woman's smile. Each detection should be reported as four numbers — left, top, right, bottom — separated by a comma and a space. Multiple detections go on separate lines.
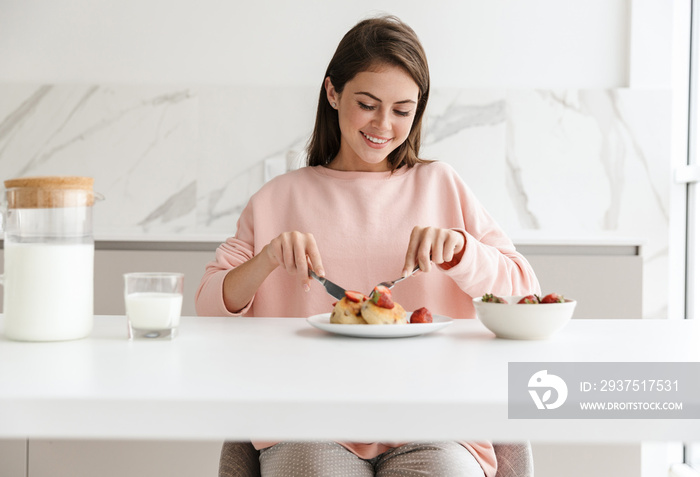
361, 131, 391, 147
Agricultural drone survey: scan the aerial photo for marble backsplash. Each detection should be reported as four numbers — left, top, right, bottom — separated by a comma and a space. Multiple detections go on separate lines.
0, 85, 671, 317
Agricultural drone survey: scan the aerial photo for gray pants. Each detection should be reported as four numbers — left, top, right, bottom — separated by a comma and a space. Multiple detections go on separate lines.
259, 441, 486, 477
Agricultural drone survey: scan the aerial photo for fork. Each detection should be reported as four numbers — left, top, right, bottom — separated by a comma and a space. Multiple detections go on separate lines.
371, 264, 421, 294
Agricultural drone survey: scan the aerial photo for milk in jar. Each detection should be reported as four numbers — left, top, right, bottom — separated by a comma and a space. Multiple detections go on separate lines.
3, 241, 94, 341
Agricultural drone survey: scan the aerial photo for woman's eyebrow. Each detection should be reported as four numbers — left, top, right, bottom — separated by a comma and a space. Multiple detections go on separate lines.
355, 91, 417, 105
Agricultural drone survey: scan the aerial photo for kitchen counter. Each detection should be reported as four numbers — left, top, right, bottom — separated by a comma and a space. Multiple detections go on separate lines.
0, 315, 697, 443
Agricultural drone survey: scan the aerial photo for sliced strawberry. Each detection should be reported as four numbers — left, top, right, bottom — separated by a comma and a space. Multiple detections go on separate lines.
541, 293, 565, 303
375, 293, 394, 309
344, 290, 366, 303
374, 285, 391, 296
410, 307, 433, 323
370, 286, 394, 309
517, 294, 540, 304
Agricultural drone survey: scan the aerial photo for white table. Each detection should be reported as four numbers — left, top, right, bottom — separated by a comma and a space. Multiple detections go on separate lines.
0, 315, 698, 443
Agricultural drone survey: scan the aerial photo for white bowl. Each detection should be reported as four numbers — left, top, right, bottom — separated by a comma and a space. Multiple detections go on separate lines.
473, 295, 576, 340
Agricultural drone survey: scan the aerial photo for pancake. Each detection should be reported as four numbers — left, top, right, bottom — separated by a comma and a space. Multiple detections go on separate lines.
330, 297, 367, 324
360, 300, 407, 325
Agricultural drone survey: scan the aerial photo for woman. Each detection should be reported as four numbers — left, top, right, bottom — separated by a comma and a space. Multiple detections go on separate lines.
196, 15, 539, 477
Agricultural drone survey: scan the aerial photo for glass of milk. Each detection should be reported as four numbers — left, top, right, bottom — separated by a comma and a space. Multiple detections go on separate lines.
124, 272, 184, 340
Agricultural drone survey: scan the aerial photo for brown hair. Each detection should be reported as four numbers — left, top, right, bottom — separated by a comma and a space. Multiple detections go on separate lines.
306, 15, 431, 171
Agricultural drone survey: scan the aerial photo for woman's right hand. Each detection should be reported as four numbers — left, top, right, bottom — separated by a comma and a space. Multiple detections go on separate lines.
263, 231, 325, 291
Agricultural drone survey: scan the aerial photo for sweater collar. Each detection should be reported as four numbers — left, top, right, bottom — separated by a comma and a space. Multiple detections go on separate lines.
311, 164, 412, 181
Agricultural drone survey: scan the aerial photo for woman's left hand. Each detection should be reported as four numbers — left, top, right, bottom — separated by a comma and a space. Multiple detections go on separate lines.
402, 226, 466, 276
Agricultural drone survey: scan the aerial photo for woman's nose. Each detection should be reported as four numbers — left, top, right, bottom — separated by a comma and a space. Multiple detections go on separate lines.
372, 108, 391, 130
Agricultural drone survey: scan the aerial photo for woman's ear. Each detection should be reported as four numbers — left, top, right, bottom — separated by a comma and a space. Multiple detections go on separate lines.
324, 77, 338, 109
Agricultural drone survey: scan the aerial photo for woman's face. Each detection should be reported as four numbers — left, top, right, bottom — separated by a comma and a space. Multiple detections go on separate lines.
325, 65, 419, 172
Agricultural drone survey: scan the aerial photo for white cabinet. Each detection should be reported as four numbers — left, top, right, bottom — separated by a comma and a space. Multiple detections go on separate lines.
518, 242, 643, 319
0, 439, 221, 477
26, 440, 221, 477
0, 439, 26, 477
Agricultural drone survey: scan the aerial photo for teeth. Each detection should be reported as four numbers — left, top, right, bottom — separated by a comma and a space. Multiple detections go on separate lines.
362, 132, 389, 144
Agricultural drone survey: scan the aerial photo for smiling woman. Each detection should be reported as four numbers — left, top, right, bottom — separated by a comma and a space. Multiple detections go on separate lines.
197, 14, 539, 477
307, 15, 431, 172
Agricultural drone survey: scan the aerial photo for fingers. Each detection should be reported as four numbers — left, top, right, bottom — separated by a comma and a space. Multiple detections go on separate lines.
416, 232, 433, 270
403, 227, 421, 276
292, 238, 310, 291
306, 246, 325, 277
268, 231, 324, 291
442, 231, 460, 263
404, 226, 433, 275
432, 228, 465, 265
403, 226, 465, 274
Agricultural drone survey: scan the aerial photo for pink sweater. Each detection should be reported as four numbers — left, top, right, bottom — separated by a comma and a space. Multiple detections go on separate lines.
196, 162, 540, 477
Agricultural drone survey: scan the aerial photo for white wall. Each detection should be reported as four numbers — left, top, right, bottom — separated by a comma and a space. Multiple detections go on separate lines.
0, 0, 632, 87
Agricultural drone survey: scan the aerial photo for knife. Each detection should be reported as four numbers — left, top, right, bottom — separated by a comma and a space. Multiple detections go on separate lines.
309, 270, 346, 301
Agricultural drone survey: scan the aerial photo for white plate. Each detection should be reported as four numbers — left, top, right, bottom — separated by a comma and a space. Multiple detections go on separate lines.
306, 313, 453, 338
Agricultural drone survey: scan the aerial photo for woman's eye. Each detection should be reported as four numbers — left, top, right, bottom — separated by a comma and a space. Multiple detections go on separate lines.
394, 110, 411, 117
358, 102, 375, 111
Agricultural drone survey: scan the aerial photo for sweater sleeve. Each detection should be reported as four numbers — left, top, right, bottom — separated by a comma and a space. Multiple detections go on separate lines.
194, 237, 255, 316
440, 169, 540, 298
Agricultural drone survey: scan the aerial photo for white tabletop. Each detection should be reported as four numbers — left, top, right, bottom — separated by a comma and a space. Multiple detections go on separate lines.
0, 315, 698, 443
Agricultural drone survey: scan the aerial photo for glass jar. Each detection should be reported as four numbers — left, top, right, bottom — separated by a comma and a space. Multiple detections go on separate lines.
1, 176, 101, 341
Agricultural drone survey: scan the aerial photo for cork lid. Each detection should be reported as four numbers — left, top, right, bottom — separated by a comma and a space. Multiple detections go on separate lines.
4, 176, 96, 208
